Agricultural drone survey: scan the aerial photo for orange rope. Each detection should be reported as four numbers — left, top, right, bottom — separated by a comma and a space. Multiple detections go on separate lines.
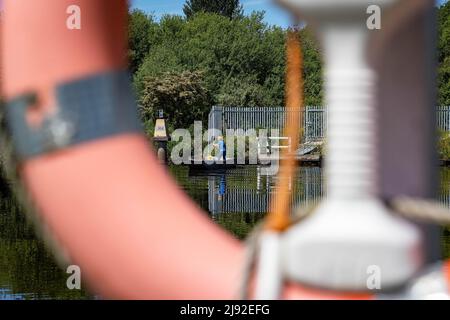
265, 30, 304, 232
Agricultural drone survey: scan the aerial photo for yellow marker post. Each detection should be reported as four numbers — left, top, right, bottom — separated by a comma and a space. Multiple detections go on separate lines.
154, 111, 169, 164
154, 119, 168, 141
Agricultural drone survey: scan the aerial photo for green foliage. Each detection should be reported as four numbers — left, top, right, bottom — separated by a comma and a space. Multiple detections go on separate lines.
300, 28, 324, 106
217, 75, 276, 107
130, 4, 448, 137
183, 0, 243, 19
140, 71, 212, 130
133, 14, 188, 95
438, 1, 450, 105
179, 12, 287, 105
132, 11, 324, 131
128, 9, 159, 73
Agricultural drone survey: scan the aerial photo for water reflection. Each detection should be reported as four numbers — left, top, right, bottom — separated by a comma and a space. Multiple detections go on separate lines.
206, 167, 323, 216
170, 166, 324, 239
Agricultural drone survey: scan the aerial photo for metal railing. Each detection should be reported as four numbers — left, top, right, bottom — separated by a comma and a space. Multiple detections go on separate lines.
208, 106, 327, 143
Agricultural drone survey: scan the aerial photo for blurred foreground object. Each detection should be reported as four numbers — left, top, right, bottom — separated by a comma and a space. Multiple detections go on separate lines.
254, 31, 304, 300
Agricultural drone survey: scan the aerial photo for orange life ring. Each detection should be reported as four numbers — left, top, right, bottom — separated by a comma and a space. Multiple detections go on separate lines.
2, 0, 243, 299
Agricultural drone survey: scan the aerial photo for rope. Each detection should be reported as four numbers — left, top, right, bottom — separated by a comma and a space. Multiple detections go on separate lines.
264, 30, 304, 232
238, 29, 305, 300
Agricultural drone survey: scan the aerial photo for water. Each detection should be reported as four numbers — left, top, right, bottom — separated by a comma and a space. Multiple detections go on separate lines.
0, 166, 449, 299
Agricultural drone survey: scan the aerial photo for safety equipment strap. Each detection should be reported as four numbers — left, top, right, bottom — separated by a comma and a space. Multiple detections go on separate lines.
4, 70, 143, 161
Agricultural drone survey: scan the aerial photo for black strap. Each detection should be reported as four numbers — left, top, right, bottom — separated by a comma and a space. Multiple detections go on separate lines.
4, 70, 143, 161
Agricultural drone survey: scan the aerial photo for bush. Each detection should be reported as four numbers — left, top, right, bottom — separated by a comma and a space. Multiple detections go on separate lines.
139, 70, 212, 130
438, 130, 450, 160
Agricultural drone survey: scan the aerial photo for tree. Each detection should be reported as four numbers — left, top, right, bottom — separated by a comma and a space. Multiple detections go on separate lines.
133, 11, 324, 114
133, 14, 187, 95
128, 9, 159, 73
175, 12, 290, 106
438, 1, 450, 105
299, 27, 324, 106
183, 0, 243, 19
139, 71, 212, 130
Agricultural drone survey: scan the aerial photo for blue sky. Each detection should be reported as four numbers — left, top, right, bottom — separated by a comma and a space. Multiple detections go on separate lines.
132, 0, 449, 28
131, 0, 294, 28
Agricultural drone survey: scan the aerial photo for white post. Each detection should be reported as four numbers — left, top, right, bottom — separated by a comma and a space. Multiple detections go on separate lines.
321, 25, 378, 200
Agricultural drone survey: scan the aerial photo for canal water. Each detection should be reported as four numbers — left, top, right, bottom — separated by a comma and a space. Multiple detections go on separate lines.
0, 166, 449, 299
